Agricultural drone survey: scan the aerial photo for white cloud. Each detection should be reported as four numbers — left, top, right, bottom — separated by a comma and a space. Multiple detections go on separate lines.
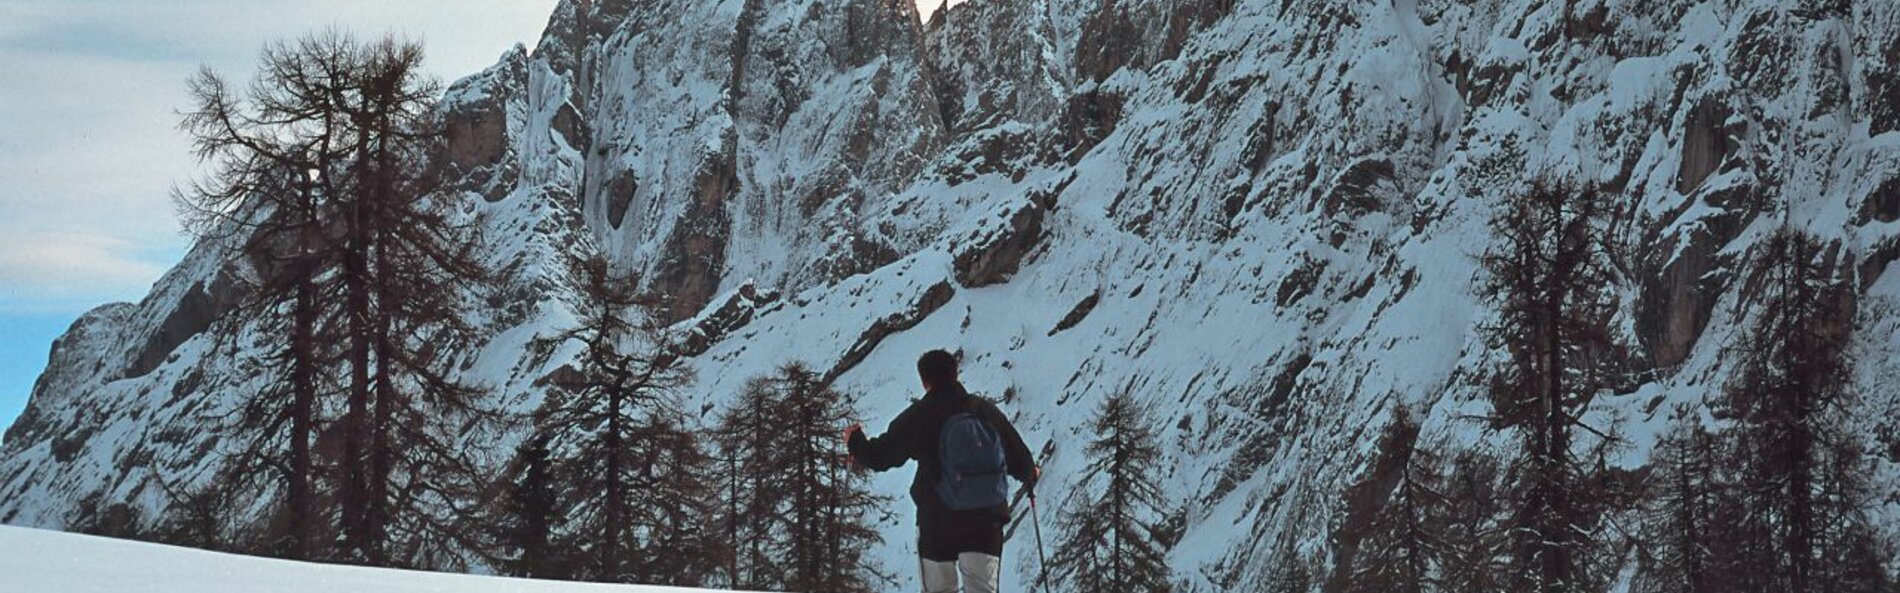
0, 0, 561, 314
0, 231, 168, 313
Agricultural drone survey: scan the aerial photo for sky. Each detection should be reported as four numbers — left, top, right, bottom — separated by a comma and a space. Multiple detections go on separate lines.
916, 0, 971, 18
0, 0, 968, 438
0, 0, 562, 437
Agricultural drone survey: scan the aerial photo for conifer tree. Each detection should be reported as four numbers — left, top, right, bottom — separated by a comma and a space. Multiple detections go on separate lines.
712, 363, 887, 593
1335, 408, 1447, 593
495, 435, 561, 579
1720, 228, 1886, 593
183, 30, 496, 566
1476, 179, 1621, 593
519, 254, 710, 584
173, 30, 374, 560
713, 378, 780, 590
1642, 415, 1735, 593
325, 35, 494, 568
1431, 452, 1510, 593
1049, 392, 1173, 593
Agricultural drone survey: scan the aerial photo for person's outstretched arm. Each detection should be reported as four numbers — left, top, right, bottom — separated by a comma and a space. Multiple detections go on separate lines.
846, 406, 917, 472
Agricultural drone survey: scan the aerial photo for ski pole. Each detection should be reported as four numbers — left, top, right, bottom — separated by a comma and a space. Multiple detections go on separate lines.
1029, 493, 1052, 593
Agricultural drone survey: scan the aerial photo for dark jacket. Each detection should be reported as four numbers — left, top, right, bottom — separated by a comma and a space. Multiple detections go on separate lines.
847, 381, 1036, 526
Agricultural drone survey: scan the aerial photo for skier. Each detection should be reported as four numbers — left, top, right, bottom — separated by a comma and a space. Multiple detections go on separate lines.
845, 349, 1039, 593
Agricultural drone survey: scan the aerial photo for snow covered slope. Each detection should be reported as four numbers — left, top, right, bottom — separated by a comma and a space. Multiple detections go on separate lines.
0, 525, 725, 593
3, 0, 1899, 591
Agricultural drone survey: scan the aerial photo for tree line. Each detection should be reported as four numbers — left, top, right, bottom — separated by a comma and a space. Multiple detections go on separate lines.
1326, 180, 1893, 593
151, 31, 892, 591
143, 30, 1191, 593
120, 30, 1893, 593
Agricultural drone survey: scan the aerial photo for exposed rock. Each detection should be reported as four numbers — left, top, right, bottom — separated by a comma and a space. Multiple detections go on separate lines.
1857, 175, 1900, 225
1046, 89, 1124, 163
1873, 33, 1900, 136
1859, 236, 1900, 291
1565, 0, 1614, 40
850, 234, 902, 273
650, 148, 737, 323
603, 170, 639, 229
1675, 98, 1735, 195
1323, 158, 1398, 220
441, 47, 527, 187
826, 281, 956, 384
1074, 0, 1236, 82
953, 200, 1046, 287
923, 0, 1071, 132
126, 274, 243, 379
676, 282, 781, 357
1048, 291, 1102, 336
1636, 185, 1760, 369
550, 101, 587, 150
1277, 257, 1326, 308
1726, 9, 1798, 94
830, 0, 929, 69
938, 125, 1039, 186
1636, 227, 1724, 369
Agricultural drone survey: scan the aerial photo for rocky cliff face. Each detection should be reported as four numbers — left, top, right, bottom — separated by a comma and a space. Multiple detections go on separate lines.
5, 0, 1899, 589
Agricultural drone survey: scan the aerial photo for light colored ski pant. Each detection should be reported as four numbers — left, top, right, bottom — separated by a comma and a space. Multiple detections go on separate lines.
921, 552, 1001, 593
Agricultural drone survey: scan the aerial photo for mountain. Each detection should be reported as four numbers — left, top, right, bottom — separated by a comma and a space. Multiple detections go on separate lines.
5, 0, 1898, 590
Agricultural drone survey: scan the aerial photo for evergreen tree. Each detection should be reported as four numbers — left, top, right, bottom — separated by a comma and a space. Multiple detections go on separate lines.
495, 435, 562, 579
1640, 413, 1748, 593
712, 363, 887, 593
713, 379, 779, 590
1721, 228, 1885, 593
1430, 452, 1510, 593
1641, 231, 1892, 593
1476, 179, 1621, 593
1049, 392, 1173, 593
519, 254, 710, 584
173, 30, 374, 560
294, 34, 495, 568
1334, 407, 1446, 593
181, 30, 496, 566
624, 418, 721, 586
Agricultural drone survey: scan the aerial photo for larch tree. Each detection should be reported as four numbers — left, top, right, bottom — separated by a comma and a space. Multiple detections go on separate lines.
1476, 179, 1622, 593
311, 34, 496, 568
1333, 407, 1452, 593
1720, 228, 1886, 593
172, 30, 371, 560
1643, 416, 1725, 593
1049, 391, 1173, 593
712, 364, 887, 593
517, 253, 708, 584
1429, 451, 1511, 593
495, 434, 562, 579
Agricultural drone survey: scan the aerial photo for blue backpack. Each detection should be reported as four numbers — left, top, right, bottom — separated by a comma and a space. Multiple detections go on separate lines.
936, 410, 1010, 510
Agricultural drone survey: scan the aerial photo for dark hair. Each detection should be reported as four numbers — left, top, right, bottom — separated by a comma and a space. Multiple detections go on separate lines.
917, 349, 959, 387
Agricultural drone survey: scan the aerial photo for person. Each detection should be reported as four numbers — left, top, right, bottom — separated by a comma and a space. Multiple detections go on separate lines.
845, 349, 1039, 593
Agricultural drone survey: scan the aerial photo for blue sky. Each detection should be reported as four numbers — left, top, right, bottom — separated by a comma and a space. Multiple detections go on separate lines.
0, 0, 563, 436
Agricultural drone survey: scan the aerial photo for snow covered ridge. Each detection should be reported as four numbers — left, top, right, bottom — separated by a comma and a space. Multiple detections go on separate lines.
3, 0, 1900, 591
0, 526, 729, 593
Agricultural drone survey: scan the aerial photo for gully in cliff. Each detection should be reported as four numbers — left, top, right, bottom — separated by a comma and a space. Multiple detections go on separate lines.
846, 349, 1044, 593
